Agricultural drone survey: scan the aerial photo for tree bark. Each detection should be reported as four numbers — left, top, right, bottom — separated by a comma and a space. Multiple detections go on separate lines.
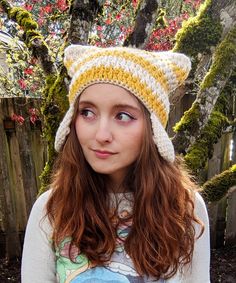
68, 0, 103, 44
123, 0, 161, 48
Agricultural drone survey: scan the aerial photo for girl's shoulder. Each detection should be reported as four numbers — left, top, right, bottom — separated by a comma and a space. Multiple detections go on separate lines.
193, 191, 209, 233
32, 189, 53, 211
193, 191, 208, 215
26, 189, 54, 238
27, 189, 53, 229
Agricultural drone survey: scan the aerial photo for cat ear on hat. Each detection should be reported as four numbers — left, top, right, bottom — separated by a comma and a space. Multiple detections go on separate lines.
64, 45, 97, 77
151, 51, 191, 94
166, 52, 191, 92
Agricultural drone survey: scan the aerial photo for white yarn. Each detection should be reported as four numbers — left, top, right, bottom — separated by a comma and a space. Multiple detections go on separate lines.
54, 104, 75, 152
150, 112, 175, 163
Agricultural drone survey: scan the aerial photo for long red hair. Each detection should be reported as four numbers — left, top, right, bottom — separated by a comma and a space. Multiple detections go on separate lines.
46, 99, 204, 279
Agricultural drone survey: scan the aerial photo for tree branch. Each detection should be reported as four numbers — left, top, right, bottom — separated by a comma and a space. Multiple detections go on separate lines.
123, 0, 160, 48
201, 164, 236, 202
0, 0, 56, 75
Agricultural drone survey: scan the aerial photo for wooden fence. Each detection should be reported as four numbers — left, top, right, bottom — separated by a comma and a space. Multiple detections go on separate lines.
0, 96, 235, 259
207, 134, 236, 248
0, 97, 47, 258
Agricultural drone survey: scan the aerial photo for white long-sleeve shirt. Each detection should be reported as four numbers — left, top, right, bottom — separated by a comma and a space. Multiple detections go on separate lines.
21, 190, 210, 283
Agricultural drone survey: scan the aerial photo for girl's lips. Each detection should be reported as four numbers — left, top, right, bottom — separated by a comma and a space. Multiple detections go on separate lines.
93, 149, 116, 159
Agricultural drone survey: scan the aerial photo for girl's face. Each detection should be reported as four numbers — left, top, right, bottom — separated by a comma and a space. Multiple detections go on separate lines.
75, 83, 145, 186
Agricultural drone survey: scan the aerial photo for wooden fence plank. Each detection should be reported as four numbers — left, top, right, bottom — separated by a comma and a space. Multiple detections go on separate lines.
0, 97, 47, 258
0, 105, 21, 258
225, 186, 236, 246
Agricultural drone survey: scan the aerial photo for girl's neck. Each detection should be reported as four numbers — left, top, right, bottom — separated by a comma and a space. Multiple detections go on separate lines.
106, 178, 126, 194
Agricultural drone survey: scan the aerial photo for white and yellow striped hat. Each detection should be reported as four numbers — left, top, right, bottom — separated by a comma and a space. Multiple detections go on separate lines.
55, 45, 191, 162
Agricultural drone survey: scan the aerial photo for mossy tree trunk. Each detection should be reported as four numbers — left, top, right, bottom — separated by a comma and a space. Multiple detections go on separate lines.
172, 0, 236, 154
172, 0, 236, 198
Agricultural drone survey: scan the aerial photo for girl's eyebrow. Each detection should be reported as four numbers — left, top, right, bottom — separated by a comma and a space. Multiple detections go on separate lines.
79, 101, 141, 112
78, 101, 95, 107
113, 104, 141, 112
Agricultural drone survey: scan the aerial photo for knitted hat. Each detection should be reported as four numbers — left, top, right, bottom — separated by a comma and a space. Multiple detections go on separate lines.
55, 45, 191, 162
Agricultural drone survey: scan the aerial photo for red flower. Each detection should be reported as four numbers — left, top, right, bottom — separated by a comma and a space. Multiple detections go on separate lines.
105, 18, 112, 25
18, 79, 27, 90
24, 67, 34, 75
28, 108, 38, 116
24, 4, 33, 11
116, 14, 122, 21
28, 108, 40, 124
56, 0, 68, 12
132, 0, 138, 8
30, 115, 38, 124
97, 26, 103, 31
43, 5, 52, 14
11, 114, 25, 125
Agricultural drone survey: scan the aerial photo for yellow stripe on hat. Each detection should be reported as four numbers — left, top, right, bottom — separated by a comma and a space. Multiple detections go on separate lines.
64, 59, 73, 71
67, 49, 171, 94
170, 63, 189, 84
69, 66, 168, 127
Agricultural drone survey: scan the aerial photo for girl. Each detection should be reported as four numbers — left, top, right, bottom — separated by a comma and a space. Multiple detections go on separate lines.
21, 45, 210, 283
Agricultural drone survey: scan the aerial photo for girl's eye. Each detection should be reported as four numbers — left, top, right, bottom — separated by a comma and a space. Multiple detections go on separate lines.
79, 109, 95, 119
116, 112, 135, 122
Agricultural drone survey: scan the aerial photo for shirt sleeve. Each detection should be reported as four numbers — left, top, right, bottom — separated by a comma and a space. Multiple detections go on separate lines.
21, 189, 57, 283
182, 192, 211, 283
167, 192, 211, 283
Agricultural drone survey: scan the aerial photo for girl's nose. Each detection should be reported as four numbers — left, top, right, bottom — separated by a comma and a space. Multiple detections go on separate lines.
95, 120, 113, 143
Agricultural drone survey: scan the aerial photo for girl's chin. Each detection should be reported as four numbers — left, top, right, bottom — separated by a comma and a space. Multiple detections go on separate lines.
90, 166, 127, 180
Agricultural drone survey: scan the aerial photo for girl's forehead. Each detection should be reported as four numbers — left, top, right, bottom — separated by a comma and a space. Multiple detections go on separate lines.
79, 83, 141, 107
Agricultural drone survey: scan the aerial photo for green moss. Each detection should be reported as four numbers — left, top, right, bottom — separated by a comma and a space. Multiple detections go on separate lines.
38, 160, 54, 195
9, 7, 26, 20
10, 8, 38, 30
173, 0, 222, 58
25, 29, 41, 38
173, 102, 200, 133
23, 19, 38, 30
26, 34, 43, 46
184, 110, 228, 173
6, 5, 45, 49
39, 69, 69, 194
16, 11, 30, 22
154, 8, 167, 29
201, 164, 236, 202
201, 25, 236, 90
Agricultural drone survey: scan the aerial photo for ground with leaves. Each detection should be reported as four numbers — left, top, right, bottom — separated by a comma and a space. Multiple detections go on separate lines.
0, 247, 235, 282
